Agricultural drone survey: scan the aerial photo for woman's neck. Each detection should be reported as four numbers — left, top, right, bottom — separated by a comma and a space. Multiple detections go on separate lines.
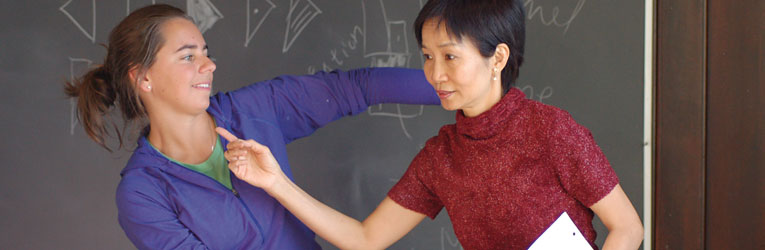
462, 84, 505, 117
147, 111, 216, 164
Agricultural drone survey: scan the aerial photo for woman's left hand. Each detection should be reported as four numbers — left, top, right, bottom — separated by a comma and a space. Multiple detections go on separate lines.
216, 127, 284, 190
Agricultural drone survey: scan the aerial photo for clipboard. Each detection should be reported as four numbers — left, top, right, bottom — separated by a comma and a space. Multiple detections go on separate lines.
528, 212, 593, 250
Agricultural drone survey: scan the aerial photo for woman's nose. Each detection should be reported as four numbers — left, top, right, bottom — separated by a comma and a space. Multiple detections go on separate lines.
200, 56, 216, 73
429, 61, 447, 84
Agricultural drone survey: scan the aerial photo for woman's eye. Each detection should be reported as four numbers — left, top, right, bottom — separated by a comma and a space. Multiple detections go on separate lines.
422, 54, 432, 60
446, 54, 456, 60
182, 55, 193, 61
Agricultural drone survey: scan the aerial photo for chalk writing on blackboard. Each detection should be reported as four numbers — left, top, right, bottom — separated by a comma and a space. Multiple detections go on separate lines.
126, 0, 156, 16
368, 104, 425, 139
244, 0, 277, 47
283, 0, 322, 53
519, 84, 554, 103
362, 1, 424, 140
366, 20, 409, 68
524, 0, 586, 34
187, 0, 223, 34
365, 19, 423, 140
305, 26, 362, 73
305, 0, 425, 140
59, 0, 96, 43
68, 58, 94, 135
441, 227, 463, 250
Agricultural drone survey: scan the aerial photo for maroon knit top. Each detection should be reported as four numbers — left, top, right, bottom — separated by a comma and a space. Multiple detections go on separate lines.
388, 88, 618, 249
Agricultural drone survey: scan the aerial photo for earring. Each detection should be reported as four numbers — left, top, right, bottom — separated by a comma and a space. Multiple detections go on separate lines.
492, 68, 498, 81
147, 85, 152, 90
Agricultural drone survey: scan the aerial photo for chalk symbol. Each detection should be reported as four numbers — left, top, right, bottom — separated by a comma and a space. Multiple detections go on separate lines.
305, 0, 424, 139
364, 17, 422, 139
59, 0, 96, 43
519, 84, 554, 103
187, 0, 223, 34
366, 20, 409, 68
524, 0, 587, 34
283, 0, 322, 53
441, 227, 463, 250
244, 0, 277, 47
126, 0, 156, 16
68, 58, 94, 135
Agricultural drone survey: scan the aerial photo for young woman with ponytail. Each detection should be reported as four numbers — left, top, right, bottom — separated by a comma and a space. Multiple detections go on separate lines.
65, 4, 438, 249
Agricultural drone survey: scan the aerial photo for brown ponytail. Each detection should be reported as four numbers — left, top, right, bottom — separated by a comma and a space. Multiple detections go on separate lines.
65, 65, 120, 150
64, 4, 190, 151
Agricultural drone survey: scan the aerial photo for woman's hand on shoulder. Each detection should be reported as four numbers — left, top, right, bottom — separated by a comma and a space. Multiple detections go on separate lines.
216, 127, 285, 191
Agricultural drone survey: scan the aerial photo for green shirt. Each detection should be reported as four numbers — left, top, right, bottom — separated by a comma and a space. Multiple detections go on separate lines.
149, 137, 232, 190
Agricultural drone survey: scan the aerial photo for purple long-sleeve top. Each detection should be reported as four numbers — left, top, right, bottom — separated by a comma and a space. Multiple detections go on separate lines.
116, 68, 439, 249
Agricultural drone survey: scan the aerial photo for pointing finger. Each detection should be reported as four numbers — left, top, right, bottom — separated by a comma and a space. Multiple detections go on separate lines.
215, 127, 239, 142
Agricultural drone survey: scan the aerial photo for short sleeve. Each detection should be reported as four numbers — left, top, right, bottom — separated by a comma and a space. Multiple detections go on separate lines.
387, 139, 444, 219
548, 111, 619, 207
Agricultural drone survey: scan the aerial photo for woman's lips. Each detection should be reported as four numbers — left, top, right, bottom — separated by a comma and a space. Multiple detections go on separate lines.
437, 90, 454, 99
192, 82, 212, 89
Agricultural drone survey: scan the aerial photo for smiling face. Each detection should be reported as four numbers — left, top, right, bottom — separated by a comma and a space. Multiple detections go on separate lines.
420, 19, 504, 117
140, 17, 216, 116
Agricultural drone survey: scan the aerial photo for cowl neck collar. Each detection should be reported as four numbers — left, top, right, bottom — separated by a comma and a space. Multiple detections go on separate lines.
455, 87, 525, 140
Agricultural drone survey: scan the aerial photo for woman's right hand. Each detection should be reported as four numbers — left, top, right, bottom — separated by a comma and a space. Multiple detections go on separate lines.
215, 127, 284, 191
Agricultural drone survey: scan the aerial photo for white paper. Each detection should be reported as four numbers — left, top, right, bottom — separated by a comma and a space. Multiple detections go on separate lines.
528, 212, 593, 250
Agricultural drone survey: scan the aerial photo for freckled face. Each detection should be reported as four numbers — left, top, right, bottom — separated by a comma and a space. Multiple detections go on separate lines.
144, 17, 216, 115
421, 19, 502, 117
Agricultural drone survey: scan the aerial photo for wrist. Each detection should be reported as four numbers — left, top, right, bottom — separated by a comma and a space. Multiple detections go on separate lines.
264, 173, 291, 198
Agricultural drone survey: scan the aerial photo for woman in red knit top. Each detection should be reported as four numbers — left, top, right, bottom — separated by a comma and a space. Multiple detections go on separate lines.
218, 0, 644, 249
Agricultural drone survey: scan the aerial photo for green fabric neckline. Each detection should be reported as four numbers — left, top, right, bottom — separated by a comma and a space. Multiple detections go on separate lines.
149, 136, 232, 190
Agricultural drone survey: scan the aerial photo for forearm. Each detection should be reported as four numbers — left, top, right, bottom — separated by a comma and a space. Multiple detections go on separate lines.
590, 184, 644, 250
267, 174, 376, 250
601, 222, 644, 250
219, 129, 408, 249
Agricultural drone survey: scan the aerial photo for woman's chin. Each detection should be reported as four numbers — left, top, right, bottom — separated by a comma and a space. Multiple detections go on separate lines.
440, 103, 460, 112
194, 100, 211, 112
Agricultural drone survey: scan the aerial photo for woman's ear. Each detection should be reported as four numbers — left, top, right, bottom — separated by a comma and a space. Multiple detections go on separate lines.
493, 43, 510, 71
130, 66, 152, 92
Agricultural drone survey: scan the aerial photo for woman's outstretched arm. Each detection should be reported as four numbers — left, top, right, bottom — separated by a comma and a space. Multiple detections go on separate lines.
216, 127, 426, 250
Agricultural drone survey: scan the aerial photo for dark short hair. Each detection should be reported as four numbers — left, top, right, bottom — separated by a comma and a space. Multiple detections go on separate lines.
415, 0, 526, 93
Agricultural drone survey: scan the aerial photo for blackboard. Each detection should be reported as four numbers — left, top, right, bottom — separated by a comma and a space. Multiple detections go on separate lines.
0, 0, 644, 249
